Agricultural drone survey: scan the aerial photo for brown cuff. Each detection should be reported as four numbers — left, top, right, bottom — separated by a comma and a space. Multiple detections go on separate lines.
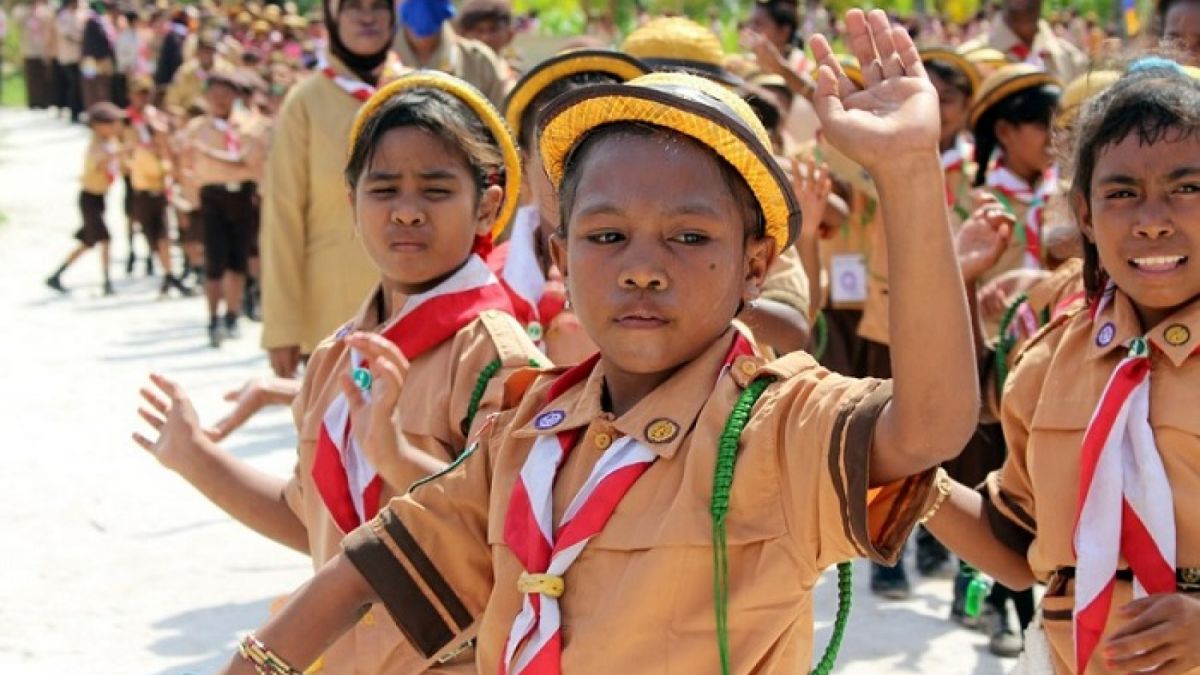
979, 475, 1036, 556
343, 508, 472, 659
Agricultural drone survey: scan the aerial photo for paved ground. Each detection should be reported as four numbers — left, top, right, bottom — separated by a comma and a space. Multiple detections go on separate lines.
0, 107, 1016, 675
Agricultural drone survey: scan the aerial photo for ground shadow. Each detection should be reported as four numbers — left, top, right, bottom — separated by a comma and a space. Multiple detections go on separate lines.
144, 595, 275, 675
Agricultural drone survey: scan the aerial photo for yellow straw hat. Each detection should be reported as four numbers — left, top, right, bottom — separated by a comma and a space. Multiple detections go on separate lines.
1055, 69, 1120, 129
504, 49, 649, 144
621, 16, 742, 86
349, 71, 523, 242
969, 63, 1062, 132
538, 72, 800, 250
920, 47, 982, 97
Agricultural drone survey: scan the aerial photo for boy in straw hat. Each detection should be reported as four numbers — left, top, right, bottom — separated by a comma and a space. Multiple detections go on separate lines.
217, 10, 980, 675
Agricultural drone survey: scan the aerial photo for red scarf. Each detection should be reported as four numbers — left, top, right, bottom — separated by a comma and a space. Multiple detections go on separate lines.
312, 255, 514, 533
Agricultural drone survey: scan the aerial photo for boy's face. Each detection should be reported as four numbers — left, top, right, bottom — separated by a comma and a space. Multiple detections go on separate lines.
552, 131, 773, 378
206, 82, 237, 117
93, 120, 121, 139
350, 126, 502, 295
1080, 132, 1200, 327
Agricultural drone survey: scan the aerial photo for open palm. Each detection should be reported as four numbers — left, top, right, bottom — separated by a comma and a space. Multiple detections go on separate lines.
810, 10, 940, 171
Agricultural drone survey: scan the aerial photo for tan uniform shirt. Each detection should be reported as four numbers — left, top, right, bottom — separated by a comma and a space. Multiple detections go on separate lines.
393, 24, 507, 107
818, 188, 878, 313
345, 328, 936, 672
16, 4, 55, 59
54, 8, 82, 64
760, 246, 811, 319
80, 134, 117, 195
124, 106, 170, 193
285, 291, 546, 674
986, 291, 1200, 675
181, 111, 265, 187
164, 59, 231, 113
958, 18, 1087, 84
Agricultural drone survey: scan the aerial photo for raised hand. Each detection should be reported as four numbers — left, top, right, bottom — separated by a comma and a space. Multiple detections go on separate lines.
204, 376, 302, 442
133, 373, 207, 474
789, 156, 833, 241
955, 195, 1014, 284
338, 333, 410, 472
809, 9, 940, 172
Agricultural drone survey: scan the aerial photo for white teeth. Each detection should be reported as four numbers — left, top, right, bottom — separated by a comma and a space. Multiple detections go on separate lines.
1132, 255, 1185, 267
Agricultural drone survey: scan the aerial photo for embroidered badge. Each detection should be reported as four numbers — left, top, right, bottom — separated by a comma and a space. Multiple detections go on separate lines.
1164, 324, 1190, 347
1096, 322, 1116, 348
527, 321, 544, 342
534, 409, 566, 430
645, 418, 680, 444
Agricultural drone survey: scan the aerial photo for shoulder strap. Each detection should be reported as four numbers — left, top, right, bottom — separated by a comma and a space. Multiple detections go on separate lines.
711, 376, 852, 675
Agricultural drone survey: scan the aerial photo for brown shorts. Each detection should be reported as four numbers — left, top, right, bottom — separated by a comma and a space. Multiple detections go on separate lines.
74, 191, 110, 247
200, 182, 256, 278
177, 208, 203, 244
132, 191, 168, 244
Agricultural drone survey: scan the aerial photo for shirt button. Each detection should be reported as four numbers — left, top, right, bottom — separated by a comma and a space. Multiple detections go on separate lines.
739, 360, 758, 377
593, 432, 612, 450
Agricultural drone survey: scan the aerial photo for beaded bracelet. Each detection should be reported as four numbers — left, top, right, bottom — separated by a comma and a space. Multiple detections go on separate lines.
238, 633, 303, 675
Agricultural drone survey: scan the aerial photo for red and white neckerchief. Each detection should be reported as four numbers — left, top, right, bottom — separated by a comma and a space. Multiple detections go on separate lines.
127, 106, 153, 146
1072, 287, 1177, 674
941, 134, 973, 211
312, 255, 514, 533
987, 162, 1056, 269
491, 205, 566, 348
102, 139, 120, 183
210, 116, 241, 154
500, 332, 756, 675
319, 53, 405, 102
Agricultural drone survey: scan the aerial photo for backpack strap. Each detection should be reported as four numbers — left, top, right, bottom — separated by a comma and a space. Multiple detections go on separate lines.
711, 375, 852, 675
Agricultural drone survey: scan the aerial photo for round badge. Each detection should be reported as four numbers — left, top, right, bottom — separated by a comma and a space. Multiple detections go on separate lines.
645, 418, 680, 444
352, 367, 373, 391
1164, 324, 1191, 347
527, 321, 544, 342
534, 409, 566, 430
1095, 322, 1116, 348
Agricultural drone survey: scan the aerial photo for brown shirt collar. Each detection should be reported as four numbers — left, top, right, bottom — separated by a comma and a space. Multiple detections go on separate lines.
1089, 288, 1200, 367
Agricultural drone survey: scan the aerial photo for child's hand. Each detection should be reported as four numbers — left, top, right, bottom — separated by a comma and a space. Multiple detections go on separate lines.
740, 28, 788, 77
204, 376, 302, 442
809, 9, 939, 174
133, 373, 208, 474
789, 156, 832, 241
955, 196, 1014, 285
339, 333, 409, 472
1104, 593, 1200, 673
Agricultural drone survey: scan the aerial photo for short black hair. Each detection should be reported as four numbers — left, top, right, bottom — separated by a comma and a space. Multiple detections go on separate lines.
755, 0, 802, 49
925, 59, 974, 98
556, 122, 766, 240
972, 84, 1061, 186
1068, 63, 1200, 300
344, 88, 503, 195
518, 71, 626, 149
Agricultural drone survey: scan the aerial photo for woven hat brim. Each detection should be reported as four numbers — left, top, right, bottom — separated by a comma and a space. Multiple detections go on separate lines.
349, 71, 522, 241
921, 48, 982, 97
642, 58, 745, 87
969, 71, 1061, 131
538, 84, 799, 250
504, 51, 649, 139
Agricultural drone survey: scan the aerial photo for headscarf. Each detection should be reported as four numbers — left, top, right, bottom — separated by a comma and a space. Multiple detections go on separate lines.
323, 0, 395, 82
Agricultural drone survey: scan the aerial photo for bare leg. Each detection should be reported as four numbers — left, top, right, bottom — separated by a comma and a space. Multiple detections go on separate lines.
224, 272, 245, 316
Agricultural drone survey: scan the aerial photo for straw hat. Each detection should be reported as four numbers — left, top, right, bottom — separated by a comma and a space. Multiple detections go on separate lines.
920, 47, 982, 97
504, 49, 648, 141
1055, 69, 1120, 129
538, 72, 800, 250
969, 63, 1061, 131
349, 72, 523, 242
87, 101, 126, 124
622, 16, 742, 86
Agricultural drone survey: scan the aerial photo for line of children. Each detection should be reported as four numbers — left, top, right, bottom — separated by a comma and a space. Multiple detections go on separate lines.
133, 71, 546, 674
215, 11, 982, 674
926, 60, 1200, 675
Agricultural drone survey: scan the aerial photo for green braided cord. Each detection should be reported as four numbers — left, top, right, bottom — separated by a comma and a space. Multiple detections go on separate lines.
811, 311, 829, 361
993, 292, 1030, 398
459, 357, 543, 438
711, 376, 853, 675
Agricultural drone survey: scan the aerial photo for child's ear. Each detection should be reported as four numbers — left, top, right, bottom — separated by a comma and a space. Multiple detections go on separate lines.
995, 119, 1015, 147
742, 236, 776, 301
475, 185, 504, 236
548, 230, 568, 279
1073, 191, 1095, 242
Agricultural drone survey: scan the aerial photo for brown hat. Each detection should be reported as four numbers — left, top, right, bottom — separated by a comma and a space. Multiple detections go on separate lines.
87, 101, 126, 124
920, 47, 982, 97
206, 69, 243, 91
130, 74, 155, 93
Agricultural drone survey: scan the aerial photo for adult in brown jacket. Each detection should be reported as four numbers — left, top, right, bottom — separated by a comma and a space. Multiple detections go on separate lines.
260, 0, 407, 377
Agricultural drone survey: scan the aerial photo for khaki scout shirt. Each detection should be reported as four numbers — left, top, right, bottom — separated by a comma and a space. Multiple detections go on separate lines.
284, 289, 546, 675
986, 290, 1200, 675
123, 106, 170, 193
393, 24, 507, 107
164, 59, 231, 113
181, 111, 264, 188
760, 246, 811, 320
80, 134, 117, 195
818, 188, 878, 313
958, 18, 1087, 83
260, 54, 406, 354
345, 328, 936, 673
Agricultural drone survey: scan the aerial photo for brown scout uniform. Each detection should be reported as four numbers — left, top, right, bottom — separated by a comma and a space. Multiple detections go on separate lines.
344, 328, 937, 672
76, 133, 119, 246
393, 24, 507, 107
285, 290, 545, 674
124, 106, 171, 243
985, 291, 1200, 674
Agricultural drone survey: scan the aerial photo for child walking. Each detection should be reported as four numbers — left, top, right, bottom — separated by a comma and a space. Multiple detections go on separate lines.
217, 11, 980, 674
926, 60, 1200, 675
133, 72, 546, 674
46, 101, 125, 296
